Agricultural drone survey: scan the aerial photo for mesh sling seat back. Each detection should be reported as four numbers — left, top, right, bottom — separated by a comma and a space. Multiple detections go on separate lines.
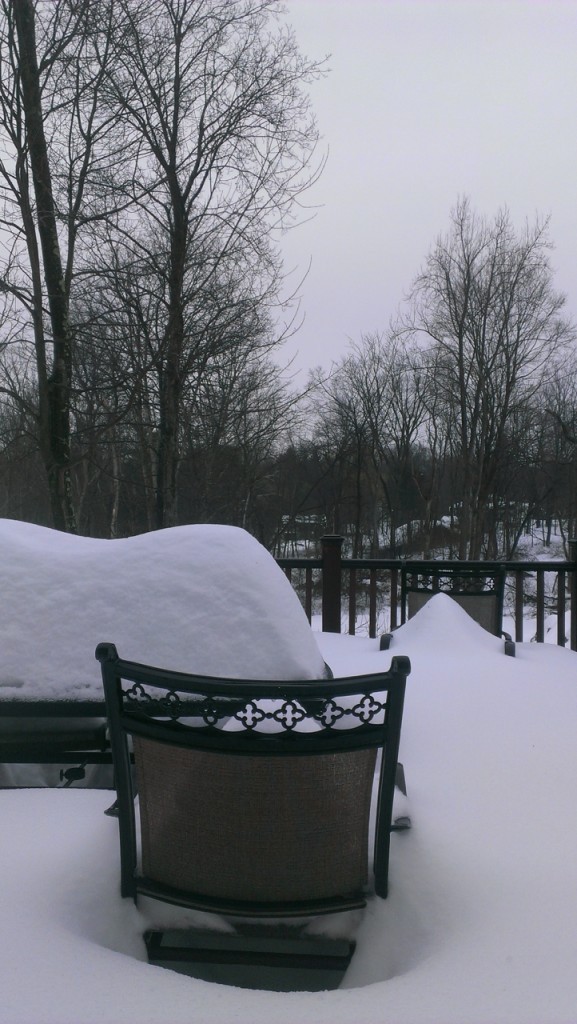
96, 643, 409, 978
403, 563, 505, 632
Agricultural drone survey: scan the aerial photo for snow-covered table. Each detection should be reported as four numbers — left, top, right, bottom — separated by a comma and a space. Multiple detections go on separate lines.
0, 697, 110, 787
0, 520, 328, 786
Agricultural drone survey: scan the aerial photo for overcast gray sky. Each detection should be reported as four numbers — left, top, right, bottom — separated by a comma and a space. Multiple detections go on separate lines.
278, 0, 577, 376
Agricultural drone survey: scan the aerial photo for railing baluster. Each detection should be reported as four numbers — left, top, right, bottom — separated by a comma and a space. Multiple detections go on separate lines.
305, 567, 312, 623
348, 569, 357, 635
572, 570, 577, 653
536, 571, 545, 643
515, 571, 524, 642
570, 539, 577, 652
558, 570, 566, 647
390, 568, 398, 630
369, 570, 377, 638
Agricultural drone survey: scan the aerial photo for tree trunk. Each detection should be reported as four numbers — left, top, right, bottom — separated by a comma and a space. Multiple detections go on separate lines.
155, 175, 186, 530
156, 366, 180, 529
13, 0, 76, 532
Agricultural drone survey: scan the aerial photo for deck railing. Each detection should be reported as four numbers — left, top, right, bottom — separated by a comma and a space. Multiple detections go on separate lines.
277, 535, 577, 651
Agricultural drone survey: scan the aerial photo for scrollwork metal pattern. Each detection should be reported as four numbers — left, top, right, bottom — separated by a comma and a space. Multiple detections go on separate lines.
122, 682, 388, 731
408, 571, 496, 594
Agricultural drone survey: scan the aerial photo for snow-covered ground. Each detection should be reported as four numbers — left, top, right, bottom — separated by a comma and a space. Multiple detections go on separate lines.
1, 522, 577, 1022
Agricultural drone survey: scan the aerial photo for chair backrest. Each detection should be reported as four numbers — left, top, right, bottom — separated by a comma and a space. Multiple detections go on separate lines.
96, 643, 410, 917
407, 590, 499, 633
402, 564, 505, 636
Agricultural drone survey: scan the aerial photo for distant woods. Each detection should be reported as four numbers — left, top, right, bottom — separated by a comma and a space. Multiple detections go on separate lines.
299, 202, 576, 560
0, 7, 575, 556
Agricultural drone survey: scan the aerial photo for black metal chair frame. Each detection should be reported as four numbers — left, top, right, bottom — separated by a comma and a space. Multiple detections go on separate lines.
96, 642, 409, 979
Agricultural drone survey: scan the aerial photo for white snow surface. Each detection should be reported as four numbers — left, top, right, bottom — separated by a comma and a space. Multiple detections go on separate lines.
0, 519, 326, 695
2, 533, 577, 1022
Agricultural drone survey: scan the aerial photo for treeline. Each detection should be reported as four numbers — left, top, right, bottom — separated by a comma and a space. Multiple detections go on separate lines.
2, 200, 577, 559
0, 4, 575, 557
294, 201, 577, 560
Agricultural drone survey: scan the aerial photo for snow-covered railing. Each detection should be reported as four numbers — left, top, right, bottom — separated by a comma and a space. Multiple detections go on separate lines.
277, 536, 577, 650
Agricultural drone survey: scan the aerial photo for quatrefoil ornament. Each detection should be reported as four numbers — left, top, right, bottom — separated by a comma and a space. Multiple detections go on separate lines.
161, 690, 183, 719
352, 694, 384, 722
200, 699, 223, 726
272, 700, 306, 730
319, 699, 345, 727
235, 701, 266, 729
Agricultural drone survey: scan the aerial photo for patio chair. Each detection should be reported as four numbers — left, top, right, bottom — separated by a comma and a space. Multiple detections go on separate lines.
96, 642, 410, 988
380, 562, 514, 655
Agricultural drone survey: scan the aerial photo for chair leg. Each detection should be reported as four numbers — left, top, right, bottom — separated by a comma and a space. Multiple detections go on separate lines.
391, 761, 411, 830
503, 635, 515, 657
394, 761, 407, 795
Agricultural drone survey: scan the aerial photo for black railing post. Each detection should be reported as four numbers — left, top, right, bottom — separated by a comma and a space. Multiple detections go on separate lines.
569, 539, 577, 652
321, 534, 343, 633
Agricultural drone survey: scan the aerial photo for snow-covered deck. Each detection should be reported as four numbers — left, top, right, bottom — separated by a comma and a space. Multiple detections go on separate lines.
3, 599, 577, 1023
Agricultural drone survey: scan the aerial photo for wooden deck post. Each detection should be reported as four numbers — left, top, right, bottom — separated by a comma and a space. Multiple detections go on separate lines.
321, 535, 343, 633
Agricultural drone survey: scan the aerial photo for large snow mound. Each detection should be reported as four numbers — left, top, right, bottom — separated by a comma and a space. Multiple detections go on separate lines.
0, 520, 326, 698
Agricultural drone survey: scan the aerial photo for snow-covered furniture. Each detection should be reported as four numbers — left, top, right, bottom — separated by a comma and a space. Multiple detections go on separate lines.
0, 521, 328, 788
381, 562, 514, 656
96, 641, 410, 987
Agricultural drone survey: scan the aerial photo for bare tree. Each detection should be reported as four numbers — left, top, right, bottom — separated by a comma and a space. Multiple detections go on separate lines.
180, 344, 298, 535
401, 198, 574, 558
100, 0, 322, 528
0, 0, 321, 534
0, 0, 123, 530
308, 363, 372, 554
309, 335, 430, 555
344, 333, 428, 553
